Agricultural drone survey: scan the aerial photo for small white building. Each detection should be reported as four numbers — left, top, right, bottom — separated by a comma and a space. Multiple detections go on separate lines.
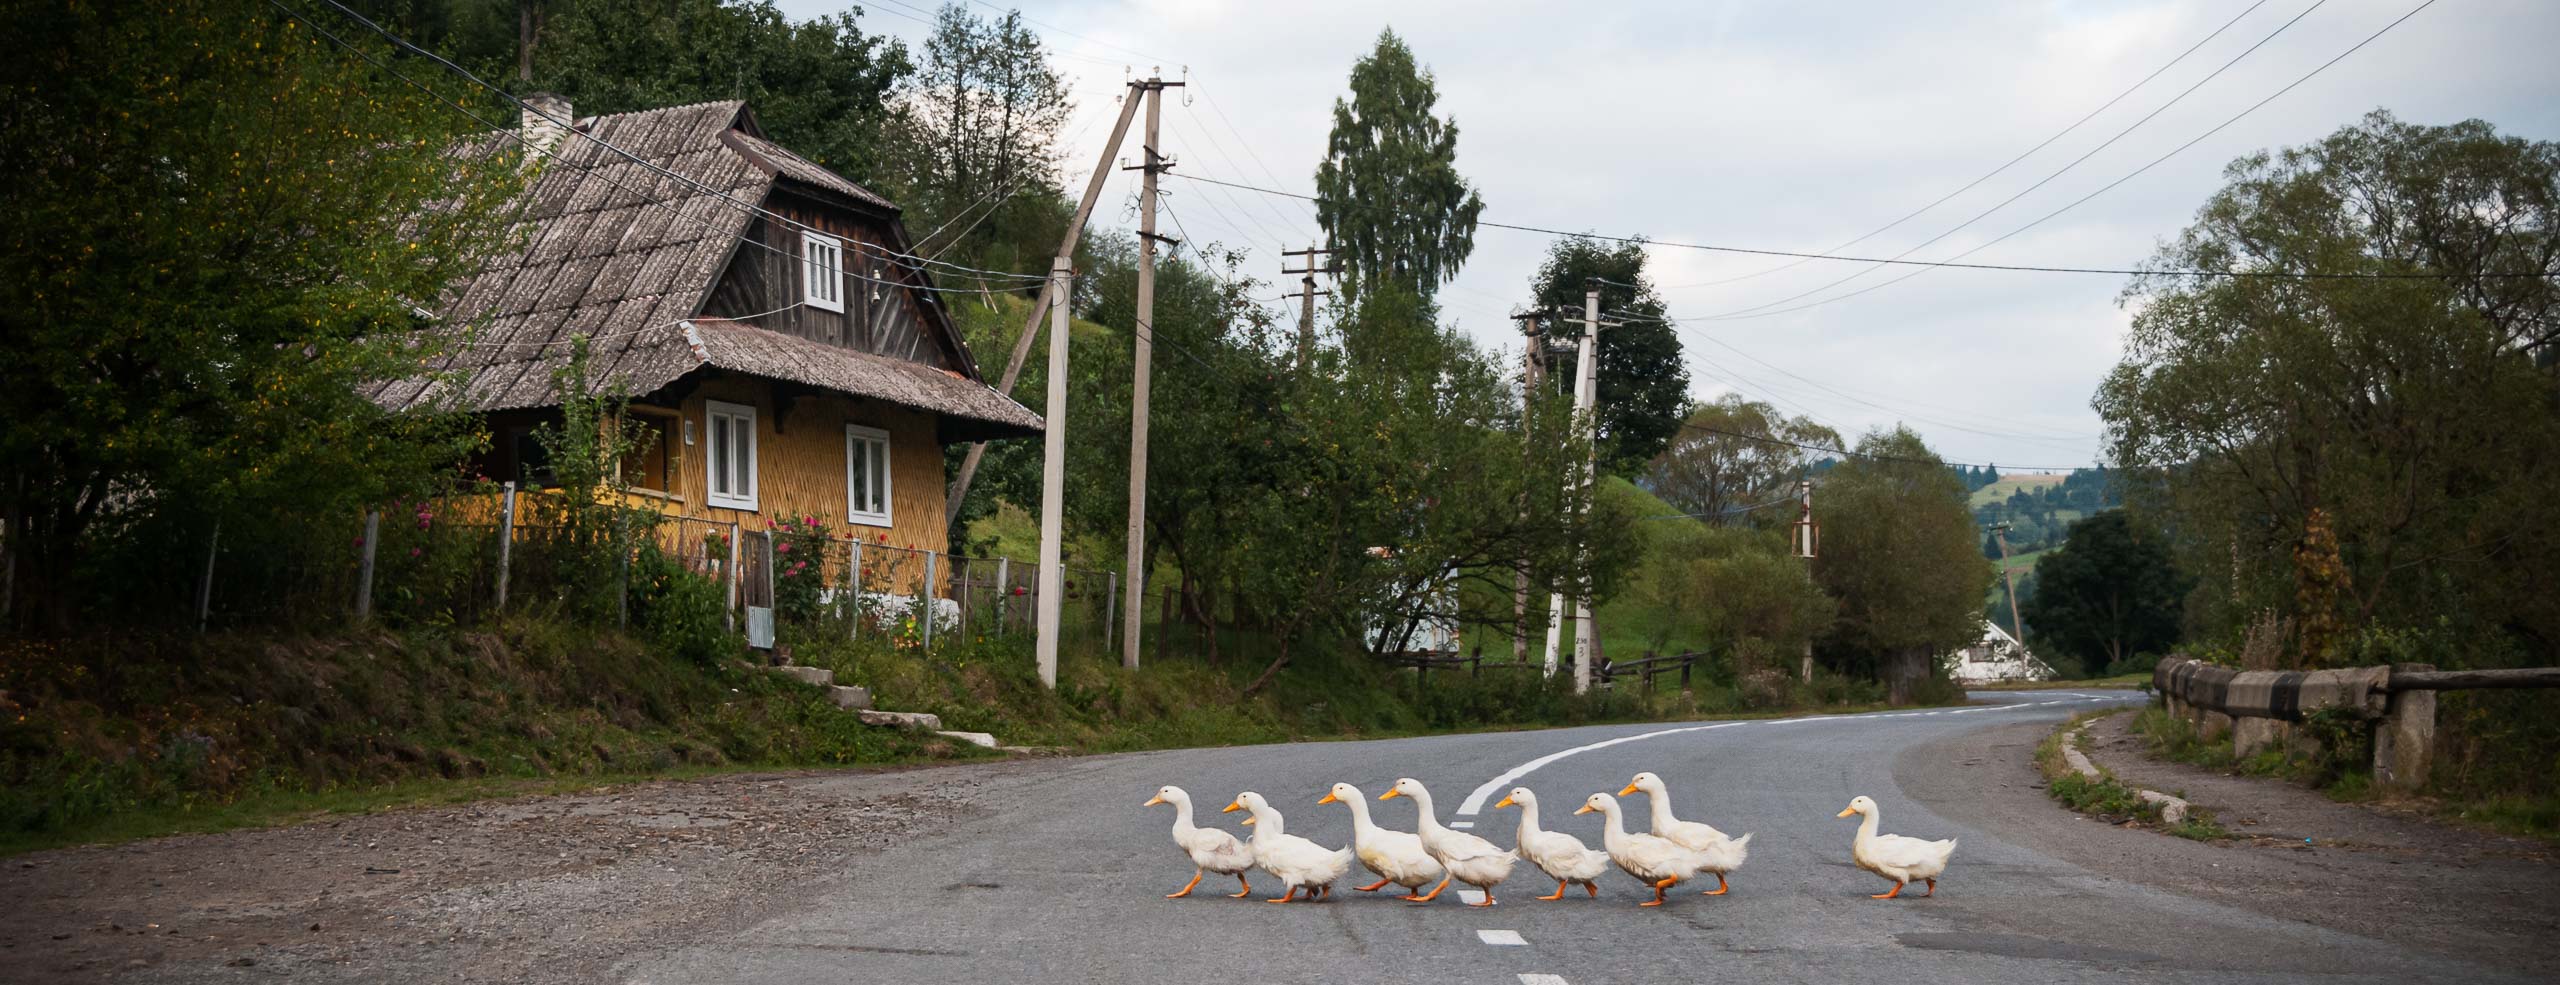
1945, 619, 2056, 684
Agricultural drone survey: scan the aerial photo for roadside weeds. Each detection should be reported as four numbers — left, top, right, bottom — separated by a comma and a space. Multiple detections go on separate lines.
2035, 710, 2227, 840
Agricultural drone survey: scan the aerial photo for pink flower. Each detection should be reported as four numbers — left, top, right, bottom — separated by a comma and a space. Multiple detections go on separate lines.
409, 547, 422, 557
1012, 586, 1026, 596
776, 541, 791, 554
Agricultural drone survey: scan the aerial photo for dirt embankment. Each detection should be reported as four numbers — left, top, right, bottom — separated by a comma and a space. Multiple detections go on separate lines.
4, 765, 984, 984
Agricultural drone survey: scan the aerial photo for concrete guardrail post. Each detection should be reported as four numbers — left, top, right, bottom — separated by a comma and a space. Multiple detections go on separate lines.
2373, 663, 2437, 793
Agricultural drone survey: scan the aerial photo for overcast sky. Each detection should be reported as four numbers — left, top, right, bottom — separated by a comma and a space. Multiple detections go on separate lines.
777, 0, 2560, 471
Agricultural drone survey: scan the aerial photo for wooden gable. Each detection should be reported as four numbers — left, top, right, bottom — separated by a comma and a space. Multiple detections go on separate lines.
698, 187, 972, 375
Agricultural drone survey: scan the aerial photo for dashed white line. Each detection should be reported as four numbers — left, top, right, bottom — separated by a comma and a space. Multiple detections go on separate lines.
1519, 975, 1569, 985
1477, 929, 1527, 946
1456, 889, 1487, 905
1448, 820, 1475, 829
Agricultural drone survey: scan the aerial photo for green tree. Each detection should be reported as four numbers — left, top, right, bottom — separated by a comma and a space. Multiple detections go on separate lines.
1812, 428, 1995, 703
2096, 111, 2560, 666
1534, 237, 1692, 472
0, 0, 516, 630
1313, 29, 1485, 301
877, 3, 1072, 271
2020, 511, 2189, 675
1645, 395, 1838, 524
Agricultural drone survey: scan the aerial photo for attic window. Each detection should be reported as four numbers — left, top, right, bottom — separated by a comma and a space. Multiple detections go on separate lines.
802, 231, 844, 312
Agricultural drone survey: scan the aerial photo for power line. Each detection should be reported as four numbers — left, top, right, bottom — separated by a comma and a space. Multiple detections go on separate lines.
1661, 0, 2276, 291
1678, 421, 2100, 474
1680, 0, 2452, 322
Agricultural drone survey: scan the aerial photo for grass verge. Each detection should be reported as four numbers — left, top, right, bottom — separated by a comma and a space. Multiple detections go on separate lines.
2035, 711, 2226, 841
2132, 705, 2559, 843
1967, 674, 2149, 692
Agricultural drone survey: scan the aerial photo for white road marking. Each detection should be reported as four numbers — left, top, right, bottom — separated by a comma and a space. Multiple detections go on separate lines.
1457, 889, 1487, 905
1454, 696, 2115, 816
1519, 975, 1569, 985
1477, 929, 1527, 946
1449, 820, 1474, 829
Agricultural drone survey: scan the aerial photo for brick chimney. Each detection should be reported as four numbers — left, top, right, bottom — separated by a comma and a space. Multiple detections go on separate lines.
519, 92, 573, 166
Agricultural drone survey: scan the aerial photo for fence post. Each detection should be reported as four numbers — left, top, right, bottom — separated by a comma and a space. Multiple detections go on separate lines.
1105, 572, 1118, 652
1158, 585, 1174, 665
994, 556, 1011, 634
725, 521, 740, 632
353, 511, 380, 622
2374, 663, 2437, 793
616, 510, 633, 629
762, 529, 776, 635
921, 549, 939, 651
494, 482, 516, 611
196, 519, 220, 632
849, 539, 864, 639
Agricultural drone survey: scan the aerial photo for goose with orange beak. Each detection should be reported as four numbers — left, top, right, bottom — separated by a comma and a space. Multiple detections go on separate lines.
1381, 777, 1516, 906
1143, 785, 1256, 899
1619, 772, 1751, 894
1318, 782, 1445, 898
1575, 792, 1712, 907
1222, 791, 1354, 903
1837, 795, 1956, 899
1495, 787, 1608, 900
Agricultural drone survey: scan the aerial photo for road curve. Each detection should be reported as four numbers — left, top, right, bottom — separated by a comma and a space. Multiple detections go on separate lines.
622, 690, 2528, 984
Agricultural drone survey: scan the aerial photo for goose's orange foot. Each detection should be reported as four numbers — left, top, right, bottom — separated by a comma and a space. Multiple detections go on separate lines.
1468, 891, 1497, 908
1922, 878, 1936, 898
1266, 886, 1301, 904
1702, 873, 1730, 896
1871, 882, 1905, 900
1584, 881, 1599, 897
1166, 871, 1204, 899
1410, 876, 1452, 902
1355, 878, 1394, 892
1227, 877, 1253, 899
1536, 878, 1568, 901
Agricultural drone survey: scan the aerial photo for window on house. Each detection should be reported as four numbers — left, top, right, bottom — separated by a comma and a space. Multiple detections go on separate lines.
507, 427, 555, 489
802, 231, 844, 312
622, 411, 676, 496
705, 400, 758, 511
845, 424, 892, 527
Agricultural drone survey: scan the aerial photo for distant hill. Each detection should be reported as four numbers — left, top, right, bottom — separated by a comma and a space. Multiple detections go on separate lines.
1969, 473, 2070, 508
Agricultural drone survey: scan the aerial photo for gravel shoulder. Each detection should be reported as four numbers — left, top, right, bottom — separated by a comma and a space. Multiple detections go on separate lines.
1, 762, 1038, 983
1901, 710, 2560, 980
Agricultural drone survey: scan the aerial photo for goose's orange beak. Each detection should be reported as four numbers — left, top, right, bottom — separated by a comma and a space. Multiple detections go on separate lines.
1574, 803, 1597, 815
1241, 816, 1256, 825
1836, 806, 1856, 818
1223, 800, 1244, 813
1378, 789, 1402, 801
1317, 791, 1339, 805
1494, 795, 1516, 809
1617, 782, 1641, 796
1143, 794, 1165, 807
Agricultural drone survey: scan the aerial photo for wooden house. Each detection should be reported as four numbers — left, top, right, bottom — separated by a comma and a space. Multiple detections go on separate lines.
371, 96, 1040, 572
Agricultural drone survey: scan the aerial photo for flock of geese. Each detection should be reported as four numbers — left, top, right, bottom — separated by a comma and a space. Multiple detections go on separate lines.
1145, 774, 1958, 907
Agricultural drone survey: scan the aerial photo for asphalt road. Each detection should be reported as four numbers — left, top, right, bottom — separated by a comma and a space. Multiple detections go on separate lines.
612, 690, 2535, 985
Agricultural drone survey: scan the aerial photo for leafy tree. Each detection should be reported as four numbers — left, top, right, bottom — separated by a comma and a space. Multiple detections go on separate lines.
2020, 511, 2189, 675
1534, 237, 1693, 472
1644, 395, 1838, 524
2097, 111, 2560, 666
1313, 29, 1485, 301
1812, 428, 1995, 703
877, 2, 1072, 271
1629, 519, 1831, 662
0, 0, 516, 630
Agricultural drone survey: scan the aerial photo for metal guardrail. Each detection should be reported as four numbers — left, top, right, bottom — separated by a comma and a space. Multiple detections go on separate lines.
2150, 654, 2560, 793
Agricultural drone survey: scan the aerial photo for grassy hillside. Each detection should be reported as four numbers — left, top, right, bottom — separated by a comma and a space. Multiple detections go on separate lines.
1971, 473, 2070, 507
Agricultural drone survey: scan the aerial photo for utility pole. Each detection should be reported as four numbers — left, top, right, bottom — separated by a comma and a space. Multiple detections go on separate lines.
1547, 287, 1606, 694
1035, 257, 1073, 688
1990, 521, 2024, 645
1282, 244, 1339, 371
1792, 478, 1819, 682
1120, 71, 1182, 670
946, 83, 1146, 527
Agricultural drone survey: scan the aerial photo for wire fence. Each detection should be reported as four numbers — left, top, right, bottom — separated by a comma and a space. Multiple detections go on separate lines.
162, 485, 1125, 658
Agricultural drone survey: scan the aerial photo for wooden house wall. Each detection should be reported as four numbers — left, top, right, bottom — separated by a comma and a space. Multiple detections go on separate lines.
667, 374, 949, 594
698, 192, 958, 372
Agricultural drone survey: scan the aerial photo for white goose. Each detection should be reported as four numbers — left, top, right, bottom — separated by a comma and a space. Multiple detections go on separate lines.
1620, 771, 1752, 895
1575, 792, 1712, 907
1494, 787, 1609, 900
1318, 782, 1446, 898
1222, 791, 1355, 903
1837, 795, 1957, 899
1380, 777, 1517, 906
1143, 785, 1256, 899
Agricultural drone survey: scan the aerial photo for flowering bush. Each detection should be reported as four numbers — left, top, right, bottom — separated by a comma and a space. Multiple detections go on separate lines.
769, 514, 831, 625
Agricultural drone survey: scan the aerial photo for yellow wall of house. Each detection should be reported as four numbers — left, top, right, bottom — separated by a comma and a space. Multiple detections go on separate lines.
666, 375, 949, 592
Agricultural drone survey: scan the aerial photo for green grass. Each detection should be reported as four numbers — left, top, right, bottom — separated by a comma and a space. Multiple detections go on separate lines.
1967, 673, 2148, 691
2132, 705, 2560, 843
2035, 711, 2227, 841
1971, 473, 2070, 508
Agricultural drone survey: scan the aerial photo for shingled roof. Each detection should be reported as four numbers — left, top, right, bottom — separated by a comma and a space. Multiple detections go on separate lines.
371, 100, 1041, 442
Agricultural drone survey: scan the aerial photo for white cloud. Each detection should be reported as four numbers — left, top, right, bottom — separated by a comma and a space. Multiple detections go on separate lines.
788, 0, 2560, 468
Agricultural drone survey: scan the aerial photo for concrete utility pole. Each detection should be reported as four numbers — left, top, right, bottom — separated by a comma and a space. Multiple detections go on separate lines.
1792, 478, 1818, 681
1282, 244, 1339, 370
1035, 257, 1073, 688
1546, 287, 1606, 694
1990, 521, 2024, 645
946, 83, 1146, 527
1120, 72, 1181, 670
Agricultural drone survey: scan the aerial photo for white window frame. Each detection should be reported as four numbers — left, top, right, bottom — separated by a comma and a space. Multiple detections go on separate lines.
704, 400, 759, 512
801, 231, 845, 312
844, 424, 893, 527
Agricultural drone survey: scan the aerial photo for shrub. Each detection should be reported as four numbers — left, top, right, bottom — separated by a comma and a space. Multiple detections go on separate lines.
628, 546, 733, 666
